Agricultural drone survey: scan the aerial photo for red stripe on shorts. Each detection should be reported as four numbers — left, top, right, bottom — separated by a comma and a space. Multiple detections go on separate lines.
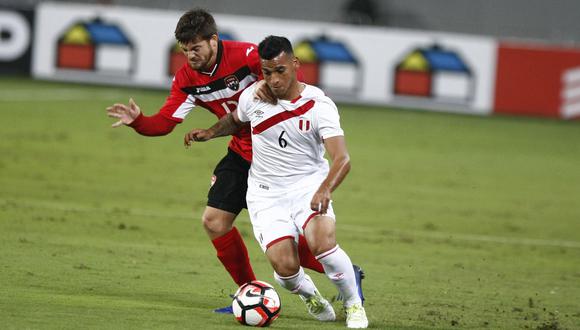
302, 211, 320, 230
266, 235, 294, 249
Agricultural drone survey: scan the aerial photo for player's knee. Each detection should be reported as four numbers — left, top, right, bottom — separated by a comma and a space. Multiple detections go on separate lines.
309, 239, 337, 257
201, 213, 231, 236
305, 216, 337, 256
270, 256, 300, 277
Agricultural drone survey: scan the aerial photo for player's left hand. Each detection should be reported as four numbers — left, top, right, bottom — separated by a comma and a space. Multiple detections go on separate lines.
106, 98, 141, 127
311, 186, 332, 214
253, 80, 277, 104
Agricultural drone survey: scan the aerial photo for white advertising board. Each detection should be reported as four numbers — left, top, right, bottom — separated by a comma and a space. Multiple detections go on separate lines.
33, 2, 497, 115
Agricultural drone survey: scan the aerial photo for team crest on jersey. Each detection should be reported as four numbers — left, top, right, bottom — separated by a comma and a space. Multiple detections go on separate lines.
224, 75, 240, 91
298, 118, 311, 132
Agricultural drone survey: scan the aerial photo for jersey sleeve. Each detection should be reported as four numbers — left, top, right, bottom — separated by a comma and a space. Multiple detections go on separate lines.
236, 85, 254, 123
128, 112, 178, 136
246, 43, 263, 79
158, 69, 196, 122
316, 98, 344, 139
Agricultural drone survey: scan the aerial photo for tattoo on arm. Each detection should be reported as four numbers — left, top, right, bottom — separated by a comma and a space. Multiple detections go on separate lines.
209, 113, 242, 138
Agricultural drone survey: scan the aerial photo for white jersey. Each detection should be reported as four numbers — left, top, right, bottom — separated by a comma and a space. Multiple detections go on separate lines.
237, 83, 344, 191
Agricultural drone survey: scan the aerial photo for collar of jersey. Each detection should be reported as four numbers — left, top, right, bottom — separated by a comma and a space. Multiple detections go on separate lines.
277, 84, 306, 108
277, 95, 316, 112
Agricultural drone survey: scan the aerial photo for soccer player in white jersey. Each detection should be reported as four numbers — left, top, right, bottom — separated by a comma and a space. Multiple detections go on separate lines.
184, 36, 368, 328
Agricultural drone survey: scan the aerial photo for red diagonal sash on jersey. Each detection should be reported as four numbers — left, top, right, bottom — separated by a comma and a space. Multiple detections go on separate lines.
251, 100, 315, 134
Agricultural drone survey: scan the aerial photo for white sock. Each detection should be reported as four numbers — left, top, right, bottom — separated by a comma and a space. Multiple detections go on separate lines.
274, 267, 317, 298
316, 245, 361, 307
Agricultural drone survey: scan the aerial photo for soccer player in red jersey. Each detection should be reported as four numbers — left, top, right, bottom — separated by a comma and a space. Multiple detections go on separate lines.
105, 9, 327, 312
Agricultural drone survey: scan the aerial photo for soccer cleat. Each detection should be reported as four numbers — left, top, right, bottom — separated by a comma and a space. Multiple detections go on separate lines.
213, 305, 233, 314
336, 264, 366, 305
345, 303, 368, 328
300, 290, 336, 321
353, 264, 366, 305
214, 294, 235, 314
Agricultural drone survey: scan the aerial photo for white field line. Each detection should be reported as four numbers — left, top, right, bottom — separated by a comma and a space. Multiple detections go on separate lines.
0, 89, 127, 102
2, 197, 580, 249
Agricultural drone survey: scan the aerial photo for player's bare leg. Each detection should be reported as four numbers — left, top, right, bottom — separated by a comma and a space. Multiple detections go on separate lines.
303, 215, 337, 256
202, 206, 237, 240
305, 216, 368, 328
266, 238, 336, 322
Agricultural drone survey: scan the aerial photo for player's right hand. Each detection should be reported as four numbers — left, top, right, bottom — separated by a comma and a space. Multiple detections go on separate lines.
106, 98, 141, 127
184, 129, 212, 147
310, 186, 332, 215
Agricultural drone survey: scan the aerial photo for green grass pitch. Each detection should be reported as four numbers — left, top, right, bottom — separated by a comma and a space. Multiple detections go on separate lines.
1, 77, 579, 329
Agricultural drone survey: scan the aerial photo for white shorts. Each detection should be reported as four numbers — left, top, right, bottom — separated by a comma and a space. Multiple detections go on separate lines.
246, 181, 336, 252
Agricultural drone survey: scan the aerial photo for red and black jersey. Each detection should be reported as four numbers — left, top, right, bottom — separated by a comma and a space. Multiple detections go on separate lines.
129, 40, 261, 162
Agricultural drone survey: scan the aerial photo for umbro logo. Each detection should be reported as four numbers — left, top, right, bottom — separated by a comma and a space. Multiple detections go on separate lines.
332, 272, 345, 280
254, 110, 264, 119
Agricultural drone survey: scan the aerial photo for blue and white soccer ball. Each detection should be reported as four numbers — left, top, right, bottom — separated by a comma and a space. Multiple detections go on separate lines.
232, 280, 281, 327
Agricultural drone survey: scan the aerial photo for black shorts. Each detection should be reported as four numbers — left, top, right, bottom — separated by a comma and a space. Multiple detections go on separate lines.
207, 148, 251, 214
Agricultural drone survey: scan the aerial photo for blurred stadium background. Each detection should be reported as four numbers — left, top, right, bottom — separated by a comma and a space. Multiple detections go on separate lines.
1, 1, 580, 329
3, 0, 580, 42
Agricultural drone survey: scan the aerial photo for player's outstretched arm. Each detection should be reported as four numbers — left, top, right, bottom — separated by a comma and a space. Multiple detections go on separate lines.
310, 136, 351, 214
184, 112, 244, 147
106, 98, 141, 127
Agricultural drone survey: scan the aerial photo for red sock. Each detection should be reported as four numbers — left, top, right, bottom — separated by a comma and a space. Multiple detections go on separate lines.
212, 227, 256, 286
298, 235, 325, 273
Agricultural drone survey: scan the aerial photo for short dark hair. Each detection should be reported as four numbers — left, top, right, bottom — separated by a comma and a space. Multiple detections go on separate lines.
258, 36, 294, 60
174, 9, 218, 43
